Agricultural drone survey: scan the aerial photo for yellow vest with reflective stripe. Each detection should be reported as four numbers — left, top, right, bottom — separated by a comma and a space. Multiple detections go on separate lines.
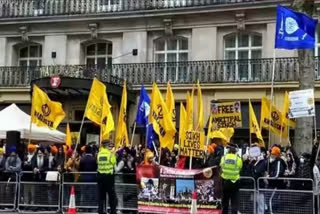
97, 148, 116, 174
220, 153, 242, 182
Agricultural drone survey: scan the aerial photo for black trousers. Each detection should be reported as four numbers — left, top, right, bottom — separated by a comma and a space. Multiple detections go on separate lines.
222, 179, 240, 214
97, 173, 117, 214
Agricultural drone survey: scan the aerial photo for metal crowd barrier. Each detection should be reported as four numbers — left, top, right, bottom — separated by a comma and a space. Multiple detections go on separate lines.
257, 177, 314, 214
18, 171, 61, 213
2, 171, 320, 214
0, 172, 18, 212
61, 172, 138, 213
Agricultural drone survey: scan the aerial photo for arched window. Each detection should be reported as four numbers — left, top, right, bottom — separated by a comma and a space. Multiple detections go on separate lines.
224, 33, 262, 81
154, 37, 189, 62
85, 42, 113, 67
19, 44, 42, 66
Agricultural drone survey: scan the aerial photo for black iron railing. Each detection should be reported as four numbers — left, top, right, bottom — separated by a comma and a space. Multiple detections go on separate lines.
0, 57, 319, 87
0, 0, 270, 18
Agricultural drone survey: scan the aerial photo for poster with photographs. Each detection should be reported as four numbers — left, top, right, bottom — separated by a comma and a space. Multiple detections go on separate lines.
136, 165, 222, 214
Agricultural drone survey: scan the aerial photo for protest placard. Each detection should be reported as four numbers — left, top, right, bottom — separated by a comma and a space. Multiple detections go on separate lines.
179, 130, 205, 158
210, 101, 242, 129
289, 89, 315, 118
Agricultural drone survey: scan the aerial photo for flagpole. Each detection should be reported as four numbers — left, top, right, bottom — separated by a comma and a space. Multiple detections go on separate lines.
74, 113, 86, 156
28, 85, 34, 145
130, 122, 136, 149
314, 115, 317, 145
249, 99, 252, 147
268, 49, 276, 149
189, 154, 193, 170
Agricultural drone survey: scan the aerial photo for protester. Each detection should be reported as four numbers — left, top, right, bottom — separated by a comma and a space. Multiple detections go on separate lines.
55, 146, 65, 173
48, 146, 57, 171
32, 147, 49, 182
0, 147, 6, 180
5, 146, 22, 174
22, 144, 37, 205
79, 145, 97, 182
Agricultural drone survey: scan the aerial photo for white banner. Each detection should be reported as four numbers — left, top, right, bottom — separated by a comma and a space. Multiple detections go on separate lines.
289, 89, 315, 118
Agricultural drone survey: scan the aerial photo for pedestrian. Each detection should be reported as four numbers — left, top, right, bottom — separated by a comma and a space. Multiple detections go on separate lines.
97, 139, 117, 214
220, 143, 243, 214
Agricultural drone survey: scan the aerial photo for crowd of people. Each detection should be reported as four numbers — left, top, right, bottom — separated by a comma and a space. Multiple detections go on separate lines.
0, 138, 319, 213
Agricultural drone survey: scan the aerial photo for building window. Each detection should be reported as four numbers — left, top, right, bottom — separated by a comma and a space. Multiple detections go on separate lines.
154, 37, 189, 63
19, 44, 42, 66
85, 42, 113, 68
154, 37, 189, 83
224, 33, 262, 81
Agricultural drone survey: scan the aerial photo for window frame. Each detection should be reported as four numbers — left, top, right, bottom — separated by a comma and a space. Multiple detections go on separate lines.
18, 44, 42, 67
154, 37, 189, 63
85, 42, 113, 67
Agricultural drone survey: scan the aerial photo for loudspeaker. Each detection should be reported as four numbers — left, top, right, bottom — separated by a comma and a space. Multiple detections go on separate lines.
6, 131, 24, 160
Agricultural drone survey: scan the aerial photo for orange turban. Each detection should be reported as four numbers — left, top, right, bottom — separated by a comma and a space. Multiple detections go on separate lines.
207, 145, 215, 154
271, 146, 281, 157
28, 144, 36, 153
51, 146, 58, 155
81, 146, 86, 153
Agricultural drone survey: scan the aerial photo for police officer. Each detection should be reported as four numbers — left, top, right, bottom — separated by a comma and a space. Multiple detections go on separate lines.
97, 139, 117, 214
220, 143, 242, 214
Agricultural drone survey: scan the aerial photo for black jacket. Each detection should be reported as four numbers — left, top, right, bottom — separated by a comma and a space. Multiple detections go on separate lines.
31, 156, 49, 181
268, 158, 286, 189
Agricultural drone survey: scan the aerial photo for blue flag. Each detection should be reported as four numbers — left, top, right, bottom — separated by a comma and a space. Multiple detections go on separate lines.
135, 85, 150, 126
146, 124, 155, 150
135, 86, 156, 150
275, 5, 318, 49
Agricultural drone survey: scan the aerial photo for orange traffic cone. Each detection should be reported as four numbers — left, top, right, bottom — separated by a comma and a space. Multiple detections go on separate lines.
190, 190, 197, 214
67, 186, 76, 214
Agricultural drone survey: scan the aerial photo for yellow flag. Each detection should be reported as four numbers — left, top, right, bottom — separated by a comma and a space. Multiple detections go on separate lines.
179, 103, 187, 142
249, 101, 265, 147
207, 114, 234, 145
31, 85, 65, 129
186, 90, 194, 130
149, 82, 176, 151
115, 82, 130, 149
66, 123, 72, 147
260, 97, 288, 138
283, 91, 296, 128
84, 78, 106, 125
166, 82, 176, 125
196, 81, 204, 131
101, 91, 115, 141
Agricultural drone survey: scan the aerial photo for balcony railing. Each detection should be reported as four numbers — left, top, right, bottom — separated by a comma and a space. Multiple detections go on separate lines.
0, 57, 319, 87
0, 0, 265, 18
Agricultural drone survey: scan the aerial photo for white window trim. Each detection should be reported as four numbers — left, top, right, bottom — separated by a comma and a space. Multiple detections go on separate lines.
224, 33, 262, 81
18, 44, 42, 66
85, 42, 112, 65
154, 38, 189, 63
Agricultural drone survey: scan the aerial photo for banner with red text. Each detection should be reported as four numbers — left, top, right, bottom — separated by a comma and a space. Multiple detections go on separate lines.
136, 165, 222, 214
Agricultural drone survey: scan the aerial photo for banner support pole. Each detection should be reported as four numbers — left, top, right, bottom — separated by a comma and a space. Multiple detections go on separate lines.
189, 155, 193, 170
130, 122, 137, 149
74, 113, 86, 157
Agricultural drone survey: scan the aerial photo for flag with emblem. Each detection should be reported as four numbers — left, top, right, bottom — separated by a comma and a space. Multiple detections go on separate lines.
260, 97, 288, 138
166, 82, 176, 148
179, 103, 187, 142
249, 101, 265, 147
275, 5, 318, 50
31, 85, 65, 129
84, 78, 106, 125
101, 91, 114, 141
115, 82, 130, 149
149, 82, 176, 151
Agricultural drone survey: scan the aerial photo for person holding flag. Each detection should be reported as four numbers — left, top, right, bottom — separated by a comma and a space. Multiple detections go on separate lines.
135, 85, 155, 152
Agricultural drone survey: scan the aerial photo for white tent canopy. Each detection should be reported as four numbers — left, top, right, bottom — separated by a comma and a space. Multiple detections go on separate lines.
0, 103, 66, 143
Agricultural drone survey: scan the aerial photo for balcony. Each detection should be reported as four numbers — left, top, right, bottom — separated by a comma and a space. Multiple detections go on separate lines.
1, 57, 318, 88
0, 0, 276, 19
